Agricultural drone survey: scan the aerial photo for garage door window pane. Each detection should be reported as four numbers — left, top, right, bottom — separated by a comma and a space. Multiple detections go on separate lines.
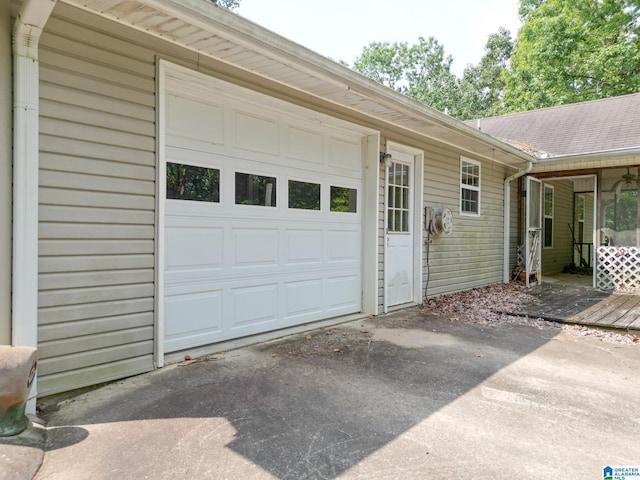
289, 180, 320, 210
166, 162, 220, 202
235, 172, 277, 207
330, 186, 357, 213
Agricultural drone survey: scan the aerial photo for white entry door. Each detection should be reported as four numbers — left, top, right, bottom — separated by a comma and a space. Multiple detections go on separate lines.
384, 149, 415, 308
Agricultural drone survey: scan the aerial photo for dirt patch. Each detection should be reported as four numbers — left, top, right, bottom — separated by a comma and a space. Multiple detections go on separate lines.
263, 326, 374, 358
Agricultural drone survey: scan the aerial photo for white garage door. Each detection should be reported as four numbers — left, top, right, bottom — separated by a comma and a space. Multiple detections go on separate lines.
162, 67, 364, 353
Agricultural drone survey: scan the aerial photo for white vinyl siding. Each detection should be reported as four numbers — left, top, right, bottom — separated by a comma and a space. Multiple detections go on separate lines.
37, 7, 156, 395
422, 145, 510, 297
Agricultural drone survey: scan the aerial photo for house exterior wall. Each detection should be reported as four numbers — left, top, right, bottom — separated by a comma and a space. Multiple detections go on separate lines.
1, 1, 11, 345
377, 137, 514, 305
37, 7, 157, 395
34, 2, 519, 396
413, 142, 510, 297
541, 179, 574, 275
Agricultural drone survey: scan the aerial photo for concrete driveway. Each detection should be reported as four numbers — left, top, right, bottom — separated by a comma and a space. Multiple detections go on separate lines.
7, 309, 640, 479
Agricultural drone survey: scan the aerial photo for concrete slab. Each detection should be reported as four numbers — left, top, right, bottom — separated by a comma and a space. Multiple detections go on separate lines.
20, 309, 640, 480
0, 416, 45, 480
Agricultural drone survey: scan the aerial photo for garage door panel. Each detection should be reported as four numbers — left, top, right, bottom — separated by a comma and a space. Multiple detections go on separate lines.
328, 230, 361, 262
285, 229, 323, 264
286, 126, 323, 164
164, 290, 223, 351
327, 275, 361, 312
230, 283, 279, 328
329, 136, 361, 171
166, 227, 223, 270
232, 228, 279, 267
167, 94, 224, 146
284, 279, 324, 319
234, 110, 279, 155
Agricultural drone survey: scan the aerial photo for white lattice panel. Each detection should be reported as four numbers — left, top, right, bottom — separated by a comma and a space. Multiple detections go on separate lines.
597, 246, 640, 289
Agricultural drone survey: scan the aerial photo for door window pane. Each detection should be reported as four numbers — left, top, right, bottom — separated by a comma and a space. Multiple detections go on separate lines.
235, 172, 277, 207
166, 162, 220, 202
387, 161, 411, 232
288, 180, 320, 210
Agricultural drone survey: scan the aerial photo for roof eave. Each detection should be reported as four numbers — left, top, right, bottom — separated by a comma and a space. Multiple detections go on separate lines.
61, 0, 531, 169
531, 147, 640, 173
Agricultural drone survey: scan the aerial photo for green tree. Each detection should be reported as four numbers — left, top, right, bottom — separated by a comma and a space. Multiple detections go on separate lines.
502, 0, 640, 112
459, 27, 514, 119
353, 37, 461, 116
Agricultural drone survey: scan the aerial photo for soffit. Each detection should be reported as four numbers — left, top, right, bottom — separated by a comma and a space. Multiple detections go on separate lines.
59, 0, 531, 168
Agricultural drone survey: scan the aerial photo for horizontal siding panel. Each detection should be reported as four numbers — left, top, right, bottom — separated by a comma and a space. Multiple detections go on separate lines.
38, 341, 154, 376
39, 313, 154, 342
39, 254, 154, 273
40, 99, 155, 137
39, 239, 154, 256
39, 269, 154, 291
420, 146, 508, 296
40, 117, 155, 152
37, 5, 160, 397
40, 136, 156, 165
40, 188, 155, 211
39, 205, 154, 225
44, 15, 155, 63
41, 30, 155, 76
40, 49, 154, 92
39, 284, 154, 310
40, 152, 155, 180
39, 326, 154, 358
40, 76, 155, 113
39, 223, 154, 240
38, 355, 154, 397
39, 298, 154, 324
40, 170, 155, 195
40, 79, 154, 125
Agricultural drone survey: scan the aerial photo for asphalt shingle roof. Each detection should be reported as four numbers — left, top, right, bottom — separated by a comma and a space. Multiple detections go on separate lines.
466, 93, 640, 157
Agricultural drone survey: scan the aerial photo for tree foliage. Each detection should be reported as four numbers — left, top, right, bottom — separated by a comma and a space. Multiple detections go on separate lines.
352, 37, 461, 116
459, 27, 513, 119
350, 0, 639, 118
502, 0, 640, 112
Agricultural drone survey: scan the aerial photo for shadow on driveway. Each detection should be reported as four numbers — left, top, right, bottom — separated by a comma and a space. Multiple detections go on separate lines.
32, 309, 640, 479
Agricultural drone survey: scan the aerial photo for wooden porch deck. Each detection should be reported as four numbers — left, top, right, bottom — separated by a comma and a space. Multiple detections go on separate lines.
566, 294, 640, 331
499, 277, 640, 332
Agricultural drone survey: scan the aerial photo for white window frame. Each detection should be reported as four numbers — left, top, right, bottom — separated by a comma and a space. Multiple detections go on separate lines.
460, 157, 481, 216
543, 184, 554, 248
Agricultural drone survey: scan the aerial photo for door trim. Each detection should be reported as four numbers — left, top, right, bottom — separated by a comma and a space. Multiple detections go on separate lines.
383, 141, 424, 312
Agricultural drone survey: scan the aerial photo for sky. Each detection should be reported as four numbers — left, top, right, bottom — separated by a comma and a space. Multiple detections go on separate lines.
237, 0, 522, 78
